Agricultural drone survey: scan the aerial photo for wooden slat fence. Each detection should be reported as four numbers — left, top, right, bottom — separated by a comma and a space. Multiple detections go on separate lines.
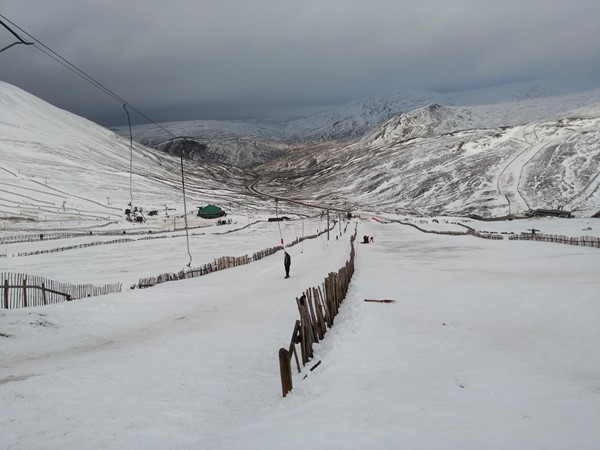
133, 222, 337, 290
509, 233, 600, 248
6, 221, 295, 258
391, 219, 504, 240
278, 227, 357, 397
1, 272, 122, 309
17, 238, 134, 256
0, 231, 92, 245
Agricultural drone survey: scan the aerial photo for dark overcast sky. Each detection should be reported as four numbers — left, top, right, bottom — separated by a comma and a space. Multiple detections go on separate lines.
2, 0, 600, 126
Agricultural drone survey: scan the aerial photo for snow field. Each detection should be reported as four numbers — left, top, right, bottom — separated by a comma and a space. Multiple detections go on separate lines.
1, 218, 598, 449
0, 220, 319, 286
1, 223, 353, 449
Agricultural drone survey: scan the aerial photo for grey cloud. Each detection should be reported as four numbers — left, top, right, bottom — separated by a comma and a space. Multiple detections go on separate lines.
2, 0, 600, 126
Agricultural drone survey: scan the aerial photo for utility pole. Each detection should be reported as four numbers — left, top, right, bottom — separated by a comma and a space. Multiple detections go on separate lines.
327, 208, 330, 241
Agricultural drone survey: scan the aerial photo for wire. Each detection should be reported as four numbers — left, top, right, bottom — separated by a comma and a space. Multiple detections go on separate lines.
275, 199, 283, 246
179, 143, 193, 267
301, 218, 304, 253
123, 104, 133, 207
0, 17, 33, 53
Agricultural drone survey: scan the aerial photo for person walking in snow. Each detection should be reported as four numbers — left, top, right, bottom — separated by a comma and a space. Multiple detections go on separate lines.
284, 251, 291, 279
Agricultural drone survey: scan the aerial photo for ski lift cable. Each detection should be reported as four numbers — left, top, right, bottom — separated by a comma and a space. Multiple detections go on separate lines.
301, 218, 305, 254
123, 104, 134, 207
179, 148, 193, 267
318, 213, 326, 250
0, 14, 177, 139
275, 198, 284, 246
0, 17, 34, 53
0, 13, 193, 266
0, 15, 123, 104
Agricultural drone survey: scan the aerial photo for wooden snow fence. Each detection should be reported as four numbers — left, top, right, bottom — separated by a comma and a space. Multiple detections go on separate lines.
509, 233, 600, 248
17, 238, 134, 257
1, 272, 122, 309
397, 219, 598, 247
134, 245, 285, 289
279, 229, 357, 397
133, 223, 337, 290
390, 219, 506, 240
0, 231, 92, 245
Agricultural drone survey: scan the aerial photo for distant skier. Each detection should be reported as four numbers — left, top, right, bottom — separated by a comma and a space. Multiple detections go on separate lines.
284, 251, 291, 279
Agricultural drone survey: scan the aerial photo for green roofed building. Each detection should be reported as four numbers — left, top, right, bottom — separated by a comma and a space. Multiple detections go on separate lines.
197, 204, 226, 219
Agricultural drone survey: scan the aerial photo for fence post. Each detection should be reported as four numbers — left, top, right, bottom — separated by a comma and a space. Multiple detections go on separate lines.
41, 282, 47, 306
279, 348, 293, 397
3, 279, 8, 309
23, 277, 28, 308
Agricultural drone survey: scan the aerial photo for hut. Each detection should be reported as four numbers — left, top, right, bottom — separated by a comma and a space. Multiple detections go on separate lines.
197, 204, 226, 219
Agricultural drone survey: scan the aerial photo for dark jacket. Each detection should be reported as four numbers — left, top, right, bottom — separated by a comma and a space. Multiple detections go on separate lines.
284, 252, 291, 267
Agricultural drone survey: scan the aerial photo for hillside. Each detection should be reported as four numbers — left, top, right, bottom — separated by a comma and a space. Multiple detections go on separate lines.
2, 80, 600, 227
251, 103, 600, 218
119, 82, 600, 168
0, 81, 275, 232
112, 82, 600, 218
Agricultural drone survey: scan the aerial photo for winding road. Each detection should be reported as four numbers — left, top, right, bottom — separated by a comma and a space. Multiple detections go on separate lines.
497, 124, 544, 216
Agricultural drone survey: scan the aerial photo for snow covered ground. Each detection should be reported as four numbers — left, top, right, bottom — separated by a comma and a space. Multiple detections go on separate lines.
1, 218, 599, 449
1, 78, 599, 449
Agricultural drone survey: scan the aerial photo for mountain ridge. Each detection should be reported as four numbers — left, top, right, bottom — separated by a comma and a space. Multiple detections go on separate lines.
2, 80, 600, 223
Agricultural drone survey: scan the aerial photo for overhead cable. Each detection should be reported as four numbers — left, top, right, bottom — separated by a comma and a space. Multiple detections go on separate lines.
0, 17, 33, 53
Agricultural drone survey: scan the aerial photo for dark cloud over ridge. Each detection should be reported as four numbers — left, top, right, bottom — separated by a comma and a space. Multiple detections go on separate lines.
2, 0, 600, 126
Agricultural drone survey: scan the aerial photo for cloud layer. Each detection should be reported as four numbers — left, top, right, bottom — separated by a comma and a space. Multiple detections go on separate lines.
2, 0, 600, 126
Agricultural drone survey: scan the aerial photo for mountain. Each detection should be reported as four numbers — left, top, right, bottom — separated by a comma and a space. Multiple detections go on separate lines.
2, 81, 600, 223
0, 81, 261, 230
251, 102, 600, 218
116, 82, 600, 176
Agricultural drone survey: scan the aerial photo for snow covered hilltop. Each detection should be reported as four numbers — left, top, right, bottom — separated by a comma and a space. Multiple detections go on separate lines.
117, 81, 600, 219
2, 79, 600, 223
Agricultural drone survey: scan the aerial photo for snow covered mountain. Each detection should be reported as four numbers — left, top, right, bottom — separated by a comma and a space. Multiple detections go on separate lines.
120, 81, 600, 150
2, 80, 600, 224
0, 81, 261, 231
251, 101, 600, 218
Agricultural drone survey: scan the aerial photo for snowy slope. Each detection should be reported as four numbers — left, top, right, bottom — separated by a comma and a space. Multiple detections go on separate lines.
111, 81, 600, 218
0, 81, 280, 232
2, 80, 600, 226
253, 102, 600, 218
1, 218, 599, 449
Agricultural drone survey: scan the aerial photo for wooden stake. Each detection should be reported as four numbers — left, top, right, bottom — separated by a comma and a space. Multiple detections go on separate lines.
41, 282, 47, 306
3, 279, 8, 309
279, 348, 293, 397
22, 277, 27, 308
